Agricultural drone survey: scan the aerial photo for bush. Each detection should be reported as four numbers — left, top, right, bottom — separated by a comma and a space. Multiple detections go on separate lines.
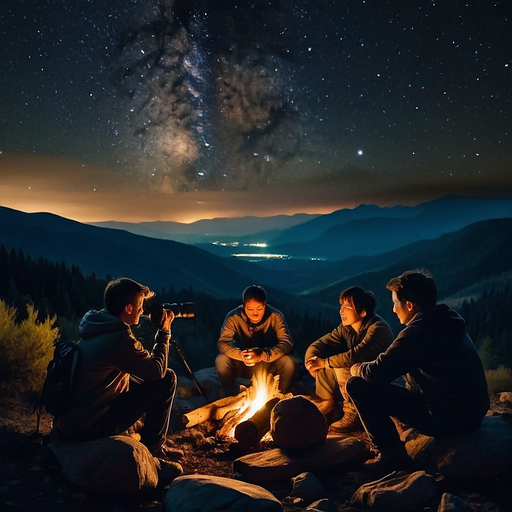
0, 300, 59, 395
485, 365, 512, 397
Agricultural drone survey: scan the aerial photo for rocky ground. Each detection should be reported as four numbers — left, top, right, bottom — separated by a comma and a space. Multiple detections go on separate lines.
1, 391, 512, 512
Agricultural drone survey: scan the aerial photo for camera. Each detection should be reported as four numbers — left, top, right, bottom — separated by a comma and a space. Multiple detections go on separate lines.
143, 297, 195, 327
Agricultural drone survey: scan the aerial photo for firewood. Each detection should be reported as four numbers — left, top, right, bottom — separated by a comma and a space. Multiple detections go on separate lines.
182, 391, 246, 428
234, 397, 280, 449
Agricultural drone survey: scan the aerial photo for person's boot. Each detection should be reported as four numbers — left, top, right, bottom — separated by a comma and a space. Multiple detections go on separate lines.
364, 443, 411, 474
329, 407, 362, 433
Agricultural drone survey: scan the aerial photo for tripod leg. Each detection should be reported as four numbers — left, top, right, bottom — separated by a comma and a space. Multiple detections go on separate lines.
170, 338, 210, 402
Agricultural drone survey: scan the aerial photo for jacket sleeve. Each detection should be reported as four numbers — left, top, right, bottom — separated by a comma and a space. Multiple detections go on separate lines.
262, 311, 294, 363
304, 325, 347, 361
330, 320, 393, 368
113, 329, 170, 381
350, 326, 424, 384
217, 313, 245, 361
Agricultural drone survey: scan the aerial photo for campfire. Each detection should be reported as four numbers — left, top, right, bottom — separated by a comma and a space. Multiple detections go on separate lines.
182, 367, 290, 450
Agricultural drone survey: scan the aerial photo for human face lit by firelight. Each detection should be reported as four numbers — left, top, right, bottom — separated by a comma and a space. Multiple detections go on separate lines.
244, 299, 266, 324
391, 290, 417, 325
339, 299, 365, 333
124, 294, 145, 326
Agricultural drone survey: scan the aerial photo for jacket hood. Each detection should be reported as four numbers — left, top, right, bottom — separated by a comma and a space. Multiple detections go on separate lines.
78, 309, 128, 339
418, 304, 467, 338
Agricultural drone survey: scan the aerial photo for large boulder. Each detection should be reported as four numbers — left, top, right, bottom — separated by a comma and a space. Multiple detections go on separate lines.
350, 470, 437, 511
270, 395, 328, 450
163, 474, 282, 512
402, 415, 512, 480
48, 435, 159, 493
233, 436, 369, 484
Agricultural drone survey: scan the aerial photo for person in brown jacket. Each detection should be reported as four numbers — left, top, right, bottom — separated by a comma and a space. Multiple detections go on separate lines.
215, 285, 296, 396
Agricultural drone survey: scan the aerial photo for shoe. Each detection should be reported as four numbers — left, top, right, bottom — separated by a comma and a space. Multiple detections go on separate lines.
364, 445, 411, 473
152, 444, 185, 461
329, 410, 362, 433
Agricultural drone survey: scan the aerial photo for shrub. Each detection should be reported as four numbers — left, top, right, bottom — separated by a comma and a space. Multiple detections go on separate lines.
485, 365, 512, 397
0, 300, 59, 395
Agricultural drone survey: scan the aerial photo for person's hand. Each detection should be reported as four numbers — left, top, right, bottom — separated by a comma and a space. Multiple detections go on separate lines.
242, 348, 263, 366
305, 356, 327, 377
160, 308, 175, 333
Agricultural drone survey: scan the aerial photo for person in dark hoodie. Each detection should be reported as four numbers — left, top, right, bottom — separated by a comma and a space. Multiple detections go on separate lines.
346, 269, 490, 471
215, 285, 296, 396
54, 277, 181, 466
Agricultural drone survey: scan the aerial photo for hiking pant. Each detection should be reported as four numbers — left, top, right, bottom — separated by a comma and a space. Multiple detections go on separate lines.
345, 376, 477, 451
71, 369, 177, 453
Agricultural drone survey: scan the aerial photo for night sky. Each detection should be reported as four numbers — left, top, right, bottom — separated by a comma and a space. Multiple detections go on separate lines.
1, 0, 511, 222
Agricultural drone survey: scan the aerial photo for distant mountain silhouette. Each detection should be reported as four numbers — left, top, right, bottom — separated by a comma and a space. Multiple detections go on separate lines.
0, 206, 272, 299
96, 196, 512, 260
1, 199, 510, 324
92, 213, 319, 244
299, 217, 512, 331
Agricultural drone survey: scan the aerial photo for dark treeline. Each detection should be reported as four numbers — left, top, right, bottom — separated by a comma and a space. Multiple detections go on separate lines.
459, 285, 512, 369
0, 245, 333, 372
2, 244, 510, 372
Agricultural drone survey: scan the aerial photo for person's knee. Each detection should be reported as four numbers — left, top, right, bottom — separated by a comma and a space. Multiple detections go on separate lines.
281, 355, 296, 374
345, 375, 365, 399
215, 353, 229, 369
162, 368, 177, 395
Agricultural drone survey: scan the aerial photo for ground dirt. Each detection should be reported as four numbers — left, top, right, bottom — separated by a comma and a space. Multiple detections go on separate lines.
1, 392, 512, 512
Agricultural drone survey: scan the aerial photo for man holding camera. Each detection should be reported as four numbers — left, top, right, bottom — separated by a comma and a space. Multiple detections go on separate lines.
53, 277, 182, 467
215, 285, 296, 397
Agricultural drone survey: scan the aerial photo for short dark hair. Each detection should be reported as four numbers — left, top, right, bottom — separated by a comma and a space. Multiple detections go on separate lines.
386, 269, 437, 311
242, 285, 267, 304
339, 286, 377, 315
104, 277, 150, 317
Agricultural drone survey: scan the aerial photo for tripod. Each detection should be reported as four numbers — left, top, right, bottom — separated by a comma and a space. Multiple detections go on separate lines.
170, 337, 209, 402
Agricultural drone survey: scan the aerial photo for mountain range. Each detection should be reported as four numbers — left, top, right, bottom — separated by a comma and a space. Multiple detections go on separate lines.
1, 196, 511, 327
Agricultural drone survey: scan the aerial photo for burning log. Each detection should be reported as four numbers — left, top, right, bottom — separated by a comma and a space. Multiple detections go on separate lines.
182, 391, 247, 428
234, 397, 280, 450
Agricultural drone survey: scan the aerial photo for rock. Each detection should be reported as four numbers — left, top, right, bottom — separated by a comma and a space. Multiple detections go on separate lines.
306, 498, 338, 512
291, 471, 325, 501
401, 416, 512, 480
233, 436, 369, 484
350, 470, 437, 511
163, 474, 282, 512
48, 435, 159, 493
270, 395, 328, 450
437, 492, 475, 512
499, 392, 512, 405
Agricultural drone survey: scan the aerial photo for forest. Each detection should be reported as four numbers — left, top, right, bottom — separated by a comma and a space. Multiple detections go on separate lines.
1, 244, 511, 377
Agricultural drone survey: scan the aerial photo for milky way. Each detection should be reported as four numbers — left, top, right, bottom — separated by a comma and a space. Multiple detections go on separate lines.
1, 0, 511, 218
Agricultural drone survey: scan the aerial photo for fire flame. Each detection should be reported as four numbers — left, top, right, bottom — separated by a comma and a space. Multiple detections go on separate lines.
222, 366, 280, 438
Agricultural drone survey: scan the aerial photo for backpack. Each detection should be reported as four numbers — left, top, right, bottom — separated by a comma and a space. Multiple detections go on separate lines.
36, 339, 81, 418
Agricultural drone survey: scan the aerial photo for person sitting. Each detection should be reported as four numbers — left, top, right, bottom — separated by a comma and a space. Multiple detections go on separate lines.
347, 269, 490, 471
305, 286, 393, 432
215, 285, 296, 396
54, 277, 181, 466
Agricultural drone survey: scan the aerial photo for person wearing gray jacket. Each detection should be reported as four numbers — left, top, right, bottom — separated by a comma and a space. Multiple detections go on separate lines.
54, 277, 180, 464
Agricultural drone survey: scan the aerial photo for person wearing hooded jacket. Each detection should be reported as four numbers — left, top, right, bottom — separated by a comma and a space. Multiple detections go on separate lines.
346, 269, 490, 471
54, 277, 180, 463
215, 285, 296, 396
